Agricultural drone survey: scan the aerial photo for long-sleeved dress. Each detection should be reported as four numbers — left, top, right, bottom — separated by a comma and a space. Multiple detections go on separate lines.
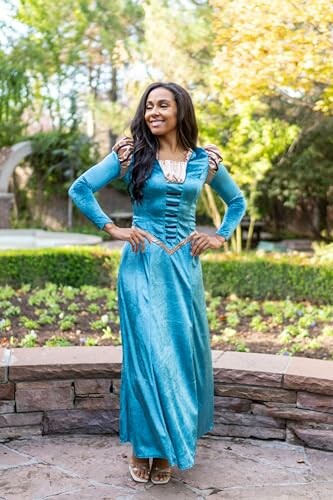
69, 138, 246, 470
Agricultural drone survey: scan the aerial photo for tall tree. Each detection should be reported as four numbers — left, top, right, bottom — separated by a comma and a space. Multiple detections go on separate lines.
0, 48, 30, 146
141, 0, 213, 88
15, 0, 144, 136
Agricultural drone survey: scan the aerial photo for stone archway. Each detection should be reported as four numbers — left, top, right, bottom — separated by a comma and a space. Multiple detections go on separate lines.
0, 141, 32, 228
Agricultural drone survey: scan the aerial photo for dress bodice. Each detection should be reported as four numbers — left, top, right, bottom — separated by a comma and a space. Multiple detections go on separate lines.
123, 149, 210, 244
68, 137, 247, 245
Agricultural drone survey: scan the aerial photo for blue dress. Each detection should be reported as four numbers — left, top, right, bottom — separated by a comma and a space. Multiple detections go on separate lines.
69, 139, 246, 469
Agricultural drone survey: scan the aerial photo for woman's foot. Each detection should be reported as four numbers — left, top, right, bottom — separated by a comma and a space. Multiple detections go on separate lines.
150, 458, 171, 485
129, 455, 150, 483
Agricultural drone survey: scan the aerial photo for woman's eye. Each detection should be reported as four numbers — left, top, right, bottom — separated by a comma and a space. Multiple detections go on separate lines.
145, 103, 168, 110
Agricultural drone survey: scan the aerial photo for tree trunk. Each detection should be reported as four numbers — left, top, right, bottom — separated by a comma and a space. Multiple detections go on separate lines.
108, 65, 118, 149
317, 197, 329, 240
236, 224, 242, 253
246, 215, 256, 250
203, 184, 222, 229
109, 66, 118, 102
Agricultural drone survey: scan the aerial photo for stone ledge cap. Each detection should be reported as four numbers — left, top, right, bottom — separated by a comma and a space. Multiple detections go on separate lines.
214, 351, 292, 374
9, 346, 122, 366
8, 346, 122, 381
284, 356, 333, 395
4, 347, 333, 388
0, 348, 11, 383
284, 356, 333, 380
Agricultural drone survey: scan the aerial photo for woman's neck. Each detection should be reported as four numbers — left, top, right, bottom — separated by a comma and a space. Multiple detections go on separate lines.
158, 134, 178, 153
157, 135, 187, 161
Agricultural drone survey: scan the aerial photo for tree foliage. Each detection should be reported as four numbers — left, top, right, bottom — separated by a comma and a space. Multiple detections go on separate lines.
142, 0, 213, 87
0, 49, 30, 146
259, 117, 333, 238
0, 0, 332, 238
14, 0, 144, 131
211, 0, 333, 113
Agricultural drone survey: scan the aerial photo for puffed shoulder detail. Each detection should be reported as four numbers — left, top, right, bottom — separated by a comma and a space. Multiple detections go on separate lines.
204, 144, 223, 184
112, 136, 134, 175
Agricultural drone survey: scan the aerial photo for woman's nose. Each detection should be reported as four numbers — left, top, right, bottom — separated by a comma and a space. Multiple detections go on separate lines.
150, 105, 160, 115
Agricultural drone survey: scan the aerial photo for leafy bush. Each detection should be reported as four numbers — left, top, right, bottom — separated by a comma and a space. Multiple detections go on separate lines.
201, 253, 333, 304
0, 247, 120, 287
28, 129, 99, 195
45, 336, 73, 347
313, 242, 333, 262
0, 247, 332, 304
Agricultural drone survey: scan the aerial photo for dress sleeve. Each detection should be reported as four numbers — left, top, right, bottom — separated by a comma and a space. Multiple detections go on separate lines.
68, 137, 134, 230
204, 145, 247, 240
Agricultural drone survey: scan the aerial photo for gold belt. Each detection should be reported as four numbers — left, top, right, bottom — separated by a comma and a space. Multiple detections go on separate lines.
150, 231, 197, 255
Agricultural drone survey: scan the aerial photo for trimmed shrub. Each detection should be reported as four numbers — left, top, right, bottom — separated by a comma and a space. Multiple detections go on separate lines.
0, 247, 332, 304
0, 247, 120, 288
202, 253, 333, 304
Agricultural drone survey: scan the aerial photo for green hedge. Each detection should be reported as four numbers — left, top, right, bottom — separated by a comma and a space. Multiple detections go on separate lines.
201, 253, 333, 304
0, 247, 120, 288
0, 247, 332, 304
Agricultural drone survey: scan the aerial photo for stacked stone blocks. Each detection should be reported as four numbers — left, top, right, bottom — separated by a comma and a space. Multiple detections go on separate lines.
212, 351, 333, 451
1, 346, 333, 452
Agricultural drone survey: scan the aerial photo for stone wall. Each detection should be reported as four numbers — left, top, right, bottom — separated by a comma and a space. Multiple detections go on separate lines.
1, 347, 333, 451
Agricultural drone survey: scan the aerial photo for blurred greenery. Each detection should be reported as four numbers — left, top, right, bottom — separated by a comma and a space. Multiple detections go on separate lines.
28, 129, 99, 195
0, 247, 120, 288
0, 0, 332, 241
0, 247, 332, 304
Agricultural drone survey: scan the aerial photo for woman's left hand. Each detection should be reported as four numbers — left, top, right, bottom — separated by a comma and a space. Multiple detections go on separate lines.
190, 232, 225, 256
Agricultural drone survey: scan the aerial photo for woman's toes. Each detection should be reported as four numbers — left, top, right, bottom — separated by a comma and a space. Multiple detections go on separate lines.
130, 456, 150, 481
142, 469, 149, 480
142, 469, 148, 480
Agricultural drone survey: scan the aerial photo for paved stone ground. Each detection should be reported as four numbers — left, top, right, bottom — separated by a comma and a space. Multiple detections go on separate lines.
0, 435, 333, 499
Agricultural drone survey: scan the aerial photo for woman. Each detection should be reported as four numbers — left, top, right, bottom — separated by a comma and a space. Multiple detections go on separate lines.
69, 82, 246, 485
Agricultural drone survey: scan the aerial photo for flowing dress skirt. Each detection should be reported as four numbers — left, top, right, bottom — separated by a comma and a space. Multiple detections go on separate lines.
118, 239, 214, 470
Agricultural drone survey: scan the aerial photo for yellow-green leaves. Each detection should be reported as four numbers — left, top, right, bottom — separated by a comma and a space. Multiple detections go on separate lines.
211, 0, 333, 112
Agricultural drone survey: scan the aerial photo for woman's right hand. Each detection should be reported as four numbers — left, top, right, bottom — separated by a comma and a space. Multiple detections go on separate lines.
104, 223, 153, 253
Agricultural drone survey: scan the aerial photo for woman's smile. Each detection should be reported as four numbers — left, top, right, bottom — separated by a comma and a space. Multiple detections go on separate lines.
145, 87, 178, 136
150, 119, 165, 126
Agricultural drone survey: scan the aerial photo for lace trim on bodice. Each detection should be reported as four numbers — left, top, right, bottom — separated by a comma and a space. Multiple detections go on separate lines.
157, 150, 192, 184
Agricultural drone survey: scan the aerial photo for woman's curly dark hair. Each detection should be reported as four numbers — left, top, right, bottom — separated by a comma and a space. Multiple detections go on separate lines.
129, 82, 198, 202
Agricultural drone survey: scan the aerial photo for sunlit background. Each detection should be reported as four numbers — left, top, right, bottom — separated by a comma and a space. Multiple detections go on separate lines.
0, 0, 332, 241
1, 0, 333, 358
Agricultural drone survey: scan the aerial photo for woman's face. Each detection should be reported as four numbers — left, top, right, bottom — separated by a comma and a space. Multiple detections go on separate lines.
144, 87, 178, 137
